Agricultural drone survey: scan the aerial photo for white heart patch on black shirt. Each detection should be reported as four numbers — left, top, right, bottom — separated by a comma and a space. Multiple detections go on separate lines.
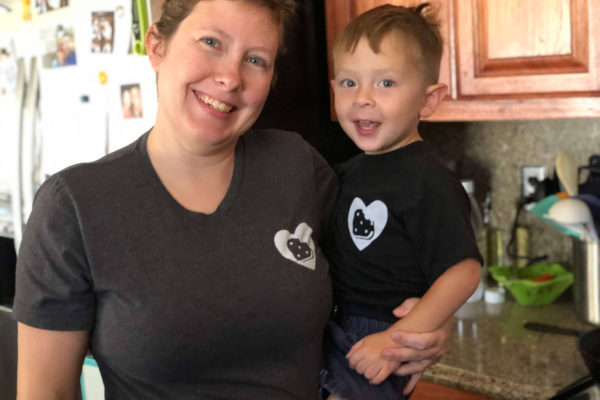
348, 197, 388, 251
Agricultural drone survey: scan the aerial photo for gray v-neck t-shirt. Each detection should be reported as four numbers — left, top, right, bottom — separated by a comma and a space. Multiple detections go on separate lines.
13, 129, 339, 399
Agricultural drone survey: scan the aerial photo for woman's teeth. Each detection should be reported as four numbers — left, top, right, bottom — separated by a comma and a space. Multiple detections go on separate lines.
199, 95, 233, 113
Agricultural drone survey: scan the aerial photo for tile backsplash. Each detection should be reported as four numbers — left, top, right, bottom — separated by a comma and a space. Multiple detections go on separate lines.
420, 118, 600, 268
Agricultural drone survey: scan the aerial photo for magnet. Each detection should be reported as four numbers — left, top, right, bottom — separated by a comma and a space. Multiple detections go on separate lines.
98, 71, 108, 85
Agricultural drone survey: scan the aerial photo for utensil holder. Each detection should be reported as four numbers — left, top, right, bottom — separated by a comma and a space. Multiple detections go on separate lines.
572, 238, 600, 325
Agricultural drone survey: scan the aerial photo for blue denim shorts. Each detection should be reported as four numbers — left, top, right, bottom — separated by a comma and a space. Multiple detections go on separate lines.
320, 312, 412, 400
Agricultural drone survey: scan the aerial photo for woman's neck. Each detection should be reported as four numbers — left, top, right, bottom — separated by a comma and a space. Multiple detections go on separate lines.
146, 128, 238, 214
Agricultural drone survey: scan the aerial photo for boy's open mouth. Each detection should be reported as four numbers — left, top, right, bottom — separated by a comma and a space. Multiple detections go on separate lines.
354, 120, 381, 134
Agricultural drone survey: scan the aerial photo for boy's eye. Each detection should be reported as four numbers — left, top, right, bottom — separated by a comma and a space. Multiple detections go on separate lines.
378, 79, 395, 88
340, 79, 356, 88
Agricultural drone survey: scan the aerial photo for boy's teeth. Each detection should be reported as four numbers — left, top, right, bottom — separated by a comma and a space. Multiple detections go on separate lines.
358, 120, 379, 129
199, 95, 233, 112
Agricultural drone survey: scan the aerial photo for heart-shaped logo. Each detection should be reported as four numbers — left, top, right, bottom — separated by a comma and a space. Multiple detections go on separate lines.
274, 222, 316, 270
348, 197, 388, 251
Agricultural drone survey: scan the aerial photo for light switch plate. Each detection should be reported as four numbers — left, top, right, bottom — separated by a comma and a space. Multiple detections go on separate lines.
522, 166, 547, 199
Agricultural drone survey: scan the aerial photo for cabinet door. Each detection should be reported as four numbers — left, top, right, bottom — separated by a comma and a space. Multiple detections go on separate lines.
325, 0, 453, 118
412, 380, 494, 400
455, 0, 600, 97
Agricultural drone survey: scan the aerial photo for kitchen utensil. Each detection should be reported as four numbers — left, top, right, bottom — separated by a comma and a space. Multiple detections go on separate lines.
560, 222, 591, 241
530, 194, 584, 239
524, 321, 600, 384
572, 238, 600, 325
556, 151, 579, 196
548, 198, 599, 241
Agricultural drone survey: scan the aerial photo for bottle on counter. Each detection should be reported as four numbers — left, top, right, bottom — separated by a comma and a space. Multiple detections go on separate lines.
515, 225, 530, 267
481, 192, 506, 304
461, 179, 486, 303
483, 192, 503, 268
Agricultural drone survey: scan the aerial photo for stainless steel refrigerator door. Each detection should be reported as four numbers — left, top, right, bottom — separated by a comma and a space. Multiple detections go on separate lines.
9, 57, 27, 249
19, 56, 41, 238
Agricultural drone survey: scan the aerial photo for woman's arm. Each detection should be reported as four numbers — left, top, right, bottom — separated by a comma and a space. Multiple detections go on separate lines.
384, 299, 453, 394
383, 298, 452, 365
17, 323, 89, 400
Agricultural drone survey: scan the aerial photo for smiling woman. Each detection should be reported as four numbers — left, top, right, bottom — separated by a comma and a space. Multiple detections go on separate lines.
12, 1, 452, 399
144, 0, 282, 212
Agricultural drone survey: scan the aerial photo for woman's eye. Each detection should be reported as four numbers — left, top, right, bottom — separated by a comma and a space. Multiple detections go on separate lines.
202, 37, 219, 48
340, 79, 356, 88
247, 56, 265, 67
379, 79, 395, 88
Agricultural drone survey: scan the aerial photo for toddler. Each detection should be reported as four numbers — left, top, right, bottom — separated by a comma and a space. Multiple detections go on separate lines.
321, 4, 483, 399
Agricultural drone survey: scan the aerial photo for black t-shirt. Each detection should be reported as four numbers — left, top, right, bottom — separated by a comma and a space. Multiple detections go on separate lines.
327, 141, 482, 322
13, 129, 339, 400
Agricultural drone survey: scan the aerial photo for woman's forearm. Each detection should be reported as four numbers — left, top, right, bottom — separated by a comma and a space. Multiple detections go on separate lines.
17, 323, 89, 400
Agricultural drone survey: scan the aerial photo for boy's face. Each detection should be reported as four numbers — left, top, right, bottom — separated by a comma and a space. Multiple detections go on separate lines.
332, 35, 428, 155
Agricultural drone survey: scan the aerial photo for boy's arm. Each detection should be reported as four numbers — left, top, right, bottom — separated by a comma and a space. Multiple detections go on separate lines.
346, 258, 481, 383
385, 258, 481, 332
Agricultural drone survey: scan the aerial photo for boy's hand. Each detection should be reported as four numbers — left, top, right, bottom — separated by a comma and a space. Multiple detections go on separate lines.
346, 330, 401, 385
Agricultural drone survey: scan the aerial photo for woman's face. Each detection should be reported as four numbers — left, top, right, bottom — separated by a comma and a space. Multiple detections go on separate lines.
148, 0, 280, 154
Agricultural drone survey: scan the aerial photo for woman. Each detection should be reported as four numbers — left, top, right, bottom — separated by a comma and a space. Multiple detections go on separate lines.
13, 1, 450, 399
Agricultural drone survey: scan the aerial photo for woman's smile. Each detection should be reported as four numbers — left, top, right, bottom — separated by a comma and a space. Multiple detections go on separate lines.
193, 91, 235, 114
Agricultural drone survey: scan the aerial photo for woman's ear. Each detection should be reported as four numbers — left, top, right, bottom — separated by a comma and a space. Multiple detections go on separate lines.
420, 83, 448, 119
146, 25, 165, 72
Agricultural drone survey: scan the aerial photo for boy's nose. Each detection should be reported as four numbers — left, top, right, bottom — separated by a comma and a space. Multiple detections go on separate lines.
354, 88, 375, 107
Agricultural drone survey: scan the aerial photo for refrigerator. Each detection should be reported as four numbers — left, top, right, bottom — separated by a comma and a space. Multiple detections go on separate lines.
0, 1, 158, 397
0, 0, 158, 252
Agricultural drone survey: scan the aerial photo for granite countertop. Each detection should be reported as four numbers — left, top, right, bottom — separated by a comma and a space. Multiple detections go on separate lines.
422, 293, 596, 400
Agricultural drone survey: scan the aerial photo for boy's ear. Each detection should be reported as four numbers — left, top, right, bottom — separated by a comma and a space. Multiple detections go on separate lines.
330, 79, 336, 92
146, 25, 165, 72
420, 83, 448, 119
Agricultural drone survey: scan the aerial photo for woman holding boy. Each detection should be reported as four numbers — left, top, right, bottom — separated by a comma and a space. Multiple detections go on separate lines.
13, 1, 450, 399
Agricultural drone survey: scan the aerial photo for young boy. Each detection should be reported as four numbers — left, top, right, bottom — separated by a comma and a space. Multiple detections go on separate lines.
321, 4, 483, 399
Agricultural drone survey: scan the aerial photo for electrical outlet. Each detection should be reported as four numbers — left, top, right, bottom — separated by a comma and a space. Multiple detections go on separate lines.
522, 166, 547, 199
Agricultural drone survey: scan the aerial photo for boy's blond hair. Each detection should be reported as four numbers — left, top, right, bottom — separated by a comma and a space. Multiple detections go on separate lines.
333, 3, 443, 85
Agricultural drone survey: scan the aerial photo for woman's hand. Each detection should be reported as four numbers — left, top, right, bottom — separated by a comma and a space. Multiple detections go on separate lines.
380, 297, 452, 394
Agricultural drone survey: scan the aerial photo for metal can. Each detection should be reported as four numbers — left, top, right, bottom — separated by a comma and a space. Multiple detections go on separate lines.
572, 238, 600, 325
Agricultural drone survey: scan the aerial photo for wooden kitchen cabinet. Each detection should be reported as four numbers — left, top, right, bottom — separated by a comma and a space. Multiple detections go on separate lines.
412, 380, 494, 400
325, 0, 600, 120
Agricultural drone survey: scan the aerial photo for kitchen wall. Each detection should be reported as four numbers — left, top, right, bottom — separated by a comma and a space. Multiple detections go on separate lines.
420, 118, 600, 268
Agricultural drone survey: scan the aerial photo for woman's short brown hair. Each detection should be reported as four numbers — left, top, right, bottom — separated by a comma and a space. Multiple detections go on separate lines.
154, 0, 297, 54
333, 3, 443, 84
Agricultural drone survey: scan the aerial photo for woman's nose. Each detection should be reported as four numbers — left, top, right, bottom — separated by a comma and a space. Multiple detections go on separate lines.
213, 61, 242, 91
